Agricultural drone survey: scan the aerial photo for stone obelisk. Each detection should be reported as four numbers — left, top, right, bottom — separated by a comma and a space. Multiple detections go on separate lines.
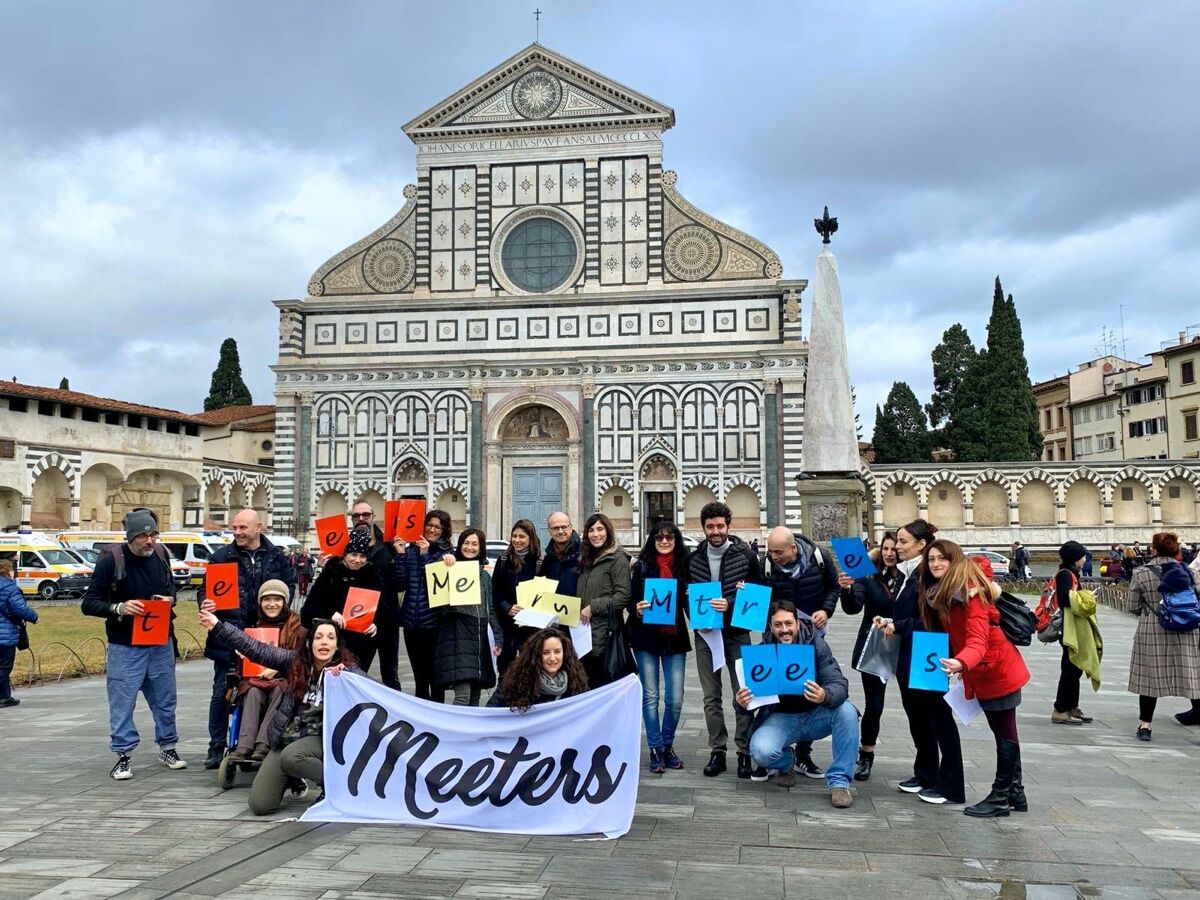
796, 207, 866, 540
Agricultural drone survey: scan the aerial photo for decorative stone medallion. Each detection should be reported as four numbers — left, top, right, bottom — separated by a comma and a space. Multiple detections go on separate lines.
512, 70, 563, 119
362, 240, 415, 293
664, 225, 720, 281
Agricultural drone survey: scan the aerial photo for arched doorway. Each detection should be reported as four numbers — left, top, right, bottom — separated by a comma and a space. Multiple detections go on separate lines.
31, 468, 72, 529
639, 454, 678, 540
487, 398, 579, 541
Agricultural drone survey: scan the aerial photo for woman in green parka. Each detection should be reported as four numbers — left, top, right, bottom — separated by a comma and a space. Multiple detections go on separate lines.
434, 528, 503, 706
576, 513, 632, 688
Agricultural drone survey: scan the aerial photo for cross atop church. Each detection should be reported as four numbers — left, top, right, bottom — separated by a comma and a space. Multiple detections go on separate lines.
534, 8, 542, 42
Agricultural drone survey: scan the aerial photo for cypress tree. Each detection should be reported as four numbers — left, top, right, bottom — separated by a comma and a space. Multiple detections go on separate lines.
926, 324, 976, 443
948, 278, 1042, 461
872, 382, 931, 463
204, 338, 253, 412
59, 377, 70, 390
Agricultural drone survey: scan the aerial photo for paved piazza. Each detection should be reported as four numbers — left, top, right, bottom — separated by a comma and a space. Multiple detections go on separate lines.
2, 604, 1199, 900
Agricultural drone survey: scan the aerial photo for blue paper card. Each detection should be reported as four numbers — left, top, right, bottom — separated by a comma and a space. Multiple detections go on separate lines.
740, 644, 780, 695
731, 583, 772, 632
776, 643, 816, 694
831, 537, 875, 580
740, 643, 818, 696
688, 582, 724, 630
643, 578, 678, 626
909, 631, 951, 692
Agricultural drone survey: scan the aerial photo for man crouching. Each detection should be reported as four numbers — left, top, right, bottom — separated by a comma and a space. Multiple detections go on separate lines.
736, 600, 859, 808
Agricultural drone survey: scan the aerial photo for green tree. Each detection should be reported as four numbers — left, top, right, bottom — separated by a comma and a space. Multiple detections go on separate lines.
872, 381, 931, 463
58, 377, 70, 390
851, 385, 863, 441
204, 338, 253, 412
949, 277, 1042, 461
926, 324, 976, 442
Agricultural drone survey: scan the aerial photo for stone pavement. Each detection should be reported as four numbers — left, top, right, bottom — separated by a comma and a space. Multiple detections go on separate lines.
2, 603, 1199, 900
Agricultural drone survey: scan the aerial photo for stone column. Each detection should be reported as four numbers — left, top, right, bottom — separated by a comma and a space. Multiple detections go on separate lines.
582, 379, 596, 514
20, 495, 31, 529
763, 378, 780, 525
70, 497, 80, 528
469, 385, 484, 523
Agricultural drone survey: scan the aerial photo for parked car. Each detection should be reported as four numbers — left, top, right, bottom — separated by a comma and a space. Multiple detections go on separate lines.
973, 549, 1011, 580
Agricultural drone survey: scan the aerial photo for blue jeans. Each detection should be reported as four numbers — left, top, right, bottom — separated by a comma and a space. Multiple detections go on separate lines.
634, 651, 687, 750
106, 643, 178, 754
749, 702, 860, 788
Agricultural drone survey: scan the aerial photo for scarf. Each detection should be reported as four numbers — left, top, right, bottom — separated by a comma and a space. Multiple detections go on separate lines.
537, 669, 569, 699
654, 554, 678, 635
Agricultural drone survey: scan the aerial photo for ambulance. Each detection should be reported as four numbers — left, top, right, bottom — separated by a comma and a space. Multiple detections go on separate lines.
57, 531, 195, 590
0, 531, 93, 600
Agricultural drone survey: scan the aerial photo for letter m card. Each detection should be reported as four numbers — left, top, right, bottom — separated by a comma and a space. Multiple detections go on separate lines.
642, 578, 677, 626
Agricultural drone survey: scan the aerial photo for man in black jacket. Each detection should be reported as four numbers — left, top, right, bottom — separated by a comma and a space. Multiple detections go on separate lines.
199, 508, 294, 768
350, 499, 401, 691
81, 509, 187, 780
541, 511, 581, 596
765, 525, 840, 778
737, 601, 858, 808
688, 501, 767, 780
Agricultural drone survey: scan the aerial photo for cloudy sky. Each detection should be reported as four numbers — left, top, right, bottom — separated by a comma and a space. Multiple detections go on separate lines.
2, 1, 1196, 435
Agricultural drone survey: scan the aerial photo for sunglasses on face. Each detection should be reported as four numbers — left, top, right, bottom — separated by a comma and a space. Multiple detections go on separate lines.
654, 534, 674, 543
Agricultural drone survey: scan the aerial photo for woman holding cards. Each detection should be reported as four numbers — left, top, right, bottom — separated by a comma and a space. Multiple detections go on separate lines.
874, 519, 966, 805
491, 519, 542, 676
434, 528, 503, 706
837, 531, 901, 781
576, 513, 633, 689
198, 610, 360, 814
392, 510, 454, 701
922, 542, 1029, 817
302, 528, 381, 674
629, 521, 692, 773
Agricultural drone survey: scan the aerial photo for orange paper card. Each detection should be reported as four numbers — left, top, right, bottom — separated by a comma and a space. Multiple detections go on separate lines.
242, 627, 280, 677
382, 500, 403, 541
342, 587, 380, 633
205, 562, 240, 611
131, 599, 172, 646
315, 514, 349, 555
395, 500, 425, 542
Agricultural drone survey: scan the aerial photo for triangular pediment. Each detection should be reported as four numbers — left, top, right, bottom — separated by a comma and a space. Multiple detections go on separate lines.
404, 44, 674, 139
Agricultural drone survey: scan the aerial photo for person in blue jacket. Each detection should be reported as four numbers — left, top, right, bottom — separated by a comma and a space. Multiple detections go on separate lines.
0, 558, 38, 708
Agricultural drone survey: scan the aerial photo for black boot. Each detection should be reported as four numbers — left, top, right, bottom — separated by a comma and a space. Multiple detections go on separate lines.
964, 739, 1017, 818
204, 743, 225, 771
854, 750, 875, 782
1008, 745, 1027, 812
703, 751, 727, 777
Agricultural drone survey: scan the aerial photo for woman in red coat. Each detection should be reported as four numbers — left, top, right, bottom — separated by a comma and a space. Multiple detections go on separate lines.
921, 540, 1030, 818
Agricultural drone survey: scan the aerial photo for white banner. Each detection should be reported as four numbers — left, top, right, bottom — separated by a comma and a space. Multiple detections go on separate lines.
302, 672, 642, 838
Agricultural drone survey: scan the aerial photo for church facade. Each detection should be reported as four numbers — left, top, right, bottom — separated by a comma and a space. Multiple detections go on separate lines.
271, 44, 809, 545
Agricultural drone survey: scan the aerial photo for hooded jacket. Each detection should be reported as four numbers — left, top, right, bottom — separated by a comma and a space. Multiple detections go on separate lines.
939, 582, 1030, 701
766, 533, 839, 619
577, 546, 632, 658
201, 536, 295, 664
747, 615, 851, 735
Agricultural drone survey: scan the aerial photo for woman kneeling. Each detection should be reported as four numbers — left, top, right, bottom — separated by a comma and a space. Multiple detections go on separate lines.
200, 611, 360, 815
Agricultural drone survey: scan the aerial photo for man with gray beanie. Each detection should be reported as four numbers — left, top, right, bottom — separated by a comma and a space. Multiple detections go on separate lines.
82, 509, 186, 780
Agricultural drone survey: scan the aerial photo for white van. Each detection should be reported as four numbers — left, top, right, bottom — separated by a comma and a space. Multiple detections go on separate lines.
0, 531, 93, 600
58, 530, 197, 590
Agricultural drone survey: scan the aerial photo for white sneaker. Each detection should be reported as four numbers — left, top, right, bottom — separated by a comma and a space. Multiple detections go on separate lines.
110, 755, 133, 780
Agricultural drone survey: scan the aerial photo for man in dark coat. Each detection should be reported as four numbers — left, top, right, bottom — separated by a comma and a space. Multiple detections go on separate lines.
199, 508, 294, 768
540, 511, 581, 596
688, 501, 767, 781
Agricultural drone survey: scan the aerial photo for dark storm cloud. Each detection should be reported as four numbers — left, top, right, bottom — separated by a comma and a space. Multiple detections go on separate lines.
0, 1, 1195, 427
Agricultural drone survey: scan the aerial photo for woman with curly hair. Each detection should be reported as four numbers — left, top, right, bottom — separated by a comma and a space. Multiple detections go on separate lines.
487, 627, 589, 712
198, 611, 361, 815
921, 540, 1030, 817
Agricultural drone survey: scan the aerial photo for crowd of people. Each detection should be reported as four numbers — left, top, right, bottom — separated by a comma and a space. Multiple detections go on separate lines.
2, 501, 1198, 823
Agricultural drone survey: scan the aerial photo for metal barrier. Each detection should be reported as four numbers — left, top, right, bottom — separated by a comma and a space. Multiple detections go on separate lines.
15, 628, 211, 686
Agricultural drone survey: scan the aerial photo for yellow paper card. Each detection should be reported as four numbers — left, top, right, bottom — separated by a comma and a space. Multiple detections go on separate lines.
425, 561, 482, 607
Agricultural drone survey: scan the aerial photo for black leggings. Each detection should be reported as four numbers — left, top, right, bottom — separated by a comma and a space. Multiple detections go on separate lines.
1140, 696, 1200, 722
403, 627, 443, 703
860, 672, 888, 747
984, 707, 1019, 743
1054, 645, 1083, 713
899, 681, 965, 802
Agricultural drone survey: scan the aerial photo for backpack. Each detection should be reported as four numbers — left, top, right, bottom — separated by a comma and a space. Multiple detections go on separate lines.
995, 591, 1036, 646
1034, 573, 1070, 643
102, 542, 174, 598
1152, 564, 1200, 633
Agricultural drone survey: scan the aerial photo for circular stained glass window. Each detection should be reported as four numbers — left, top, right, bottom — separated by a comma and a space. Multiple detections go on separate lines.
500, 217, 578, 293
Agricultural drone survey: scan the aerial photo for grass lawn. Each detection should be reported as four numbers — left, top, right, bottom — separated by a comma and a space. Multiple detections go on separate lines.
12, 596, 207, 685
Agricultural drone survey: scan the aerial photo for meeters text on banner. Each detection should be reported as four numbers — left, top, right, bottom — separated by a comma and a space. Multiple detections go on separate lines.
302, 672, 642, 838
